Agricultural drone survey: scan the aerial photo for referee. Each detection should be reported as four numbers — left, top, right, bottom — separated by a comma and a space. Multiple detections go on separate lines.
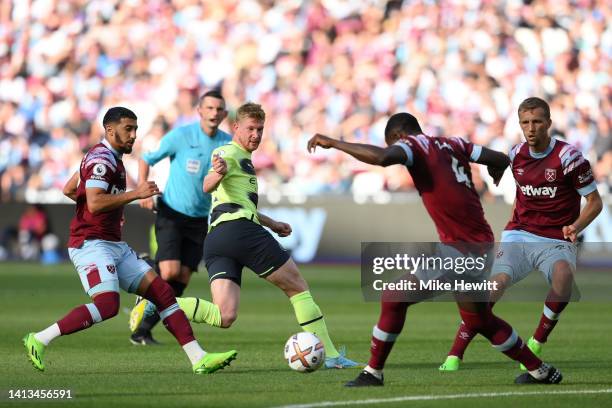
130, 90, 231, 345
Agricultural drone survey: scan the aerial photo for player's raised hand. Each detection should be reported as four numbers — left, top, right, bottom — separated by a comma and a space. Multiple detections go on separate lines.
562, 224, 578, 243
212, 154, 227, 175
135, 181, 160, 199
272, 221, 292, 237
307, 134, 336, 153
487, 166, 505, 186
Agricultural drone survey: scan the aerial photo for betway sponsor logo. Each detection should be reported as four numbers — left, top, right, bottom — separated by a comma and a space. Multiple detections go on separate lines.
519, 185, 557, 198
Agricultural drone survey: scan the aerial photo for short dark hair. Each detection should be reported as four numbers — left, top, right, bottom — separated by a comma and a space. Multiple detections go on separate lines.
199, 89, 224, 105
384, 112, 423, 140
518, 97, 550, 119
102, 107, 137, 127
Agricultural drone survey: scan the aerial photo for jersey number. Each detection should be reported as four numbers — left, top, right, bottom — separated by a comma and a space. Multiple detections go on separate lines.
451, 156, 471, 188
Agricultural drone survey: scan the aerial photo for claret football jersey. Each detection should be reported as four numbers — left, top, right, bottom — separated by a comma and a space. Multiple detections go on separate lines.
505, 138, 597, 240
395, 135, 494, 244
68, 139, 126, 248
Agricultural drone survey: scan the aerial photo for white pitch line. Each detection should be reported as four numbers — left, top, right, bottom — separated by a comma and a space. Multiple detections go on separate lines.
272, 388, 612, 408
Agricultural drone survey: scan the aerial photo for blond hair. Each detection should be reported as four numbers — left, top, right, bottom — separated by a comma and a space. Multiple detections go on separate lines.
236, 102, 265, 122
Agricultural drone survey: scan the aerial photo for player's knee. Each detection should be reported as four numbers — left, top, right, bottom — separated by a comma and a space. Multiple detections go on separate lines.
550, 263, 573, 299
490, 274, 511, 301
552, 261, 573, 281
552, 261, 573, 280
219, 310, 238, 328
161, 269, 181, 281
93, 292, 120, 320
159, 262, 182, 281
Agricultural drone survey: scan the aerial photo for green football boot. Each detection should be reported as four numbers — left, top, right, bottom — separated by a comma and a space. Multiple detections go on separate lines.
439, 355, 461, 371
520, 337, 542, 371
193, 350, 238, 374
23, 333, 46, 372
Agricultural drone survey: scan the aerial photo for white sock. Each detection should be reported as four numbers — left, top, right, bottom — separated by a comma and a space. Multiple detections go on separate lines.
35, 323, 61, 346
364, 365, 383, 379
182, 340, 206, 365
529, 363, 550, 380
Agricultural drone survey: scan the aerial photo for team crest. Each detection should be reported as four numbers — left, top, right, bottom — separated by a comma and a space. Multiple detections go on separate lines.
544, 168, 556, 182
496, 250, 504, 259
106, 265, 116, 274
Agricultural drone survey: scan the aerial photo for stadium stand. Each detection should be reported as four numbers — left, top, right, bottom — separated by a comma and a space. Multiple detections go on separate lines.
0, 0, 609, 204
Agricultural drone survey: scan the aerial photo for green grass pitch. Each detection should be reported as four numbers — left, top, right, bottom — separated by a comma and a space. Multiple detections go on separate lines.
1, 262, 611, 407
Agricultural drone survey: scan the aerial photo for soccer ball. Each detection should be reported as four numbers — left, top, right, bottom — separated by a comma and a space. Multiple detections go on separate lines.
284, 332, 325, 373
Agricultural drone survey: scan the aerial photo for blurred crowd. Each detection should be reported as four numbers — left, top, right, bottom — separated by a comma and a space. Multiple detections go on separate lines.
0, 204, 62, 262
0, 0, 610, 205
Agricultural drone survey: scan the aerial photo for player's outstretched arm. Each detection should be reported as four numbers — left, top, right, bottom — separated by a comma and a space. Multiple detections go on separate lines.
475, 147, 510, 185
203, 154, 227, 193
307, 133, 407, 167
563, 189, 603, 243
258, 212, 292, 237
62, 171, 79, 202
86, 181, 160, 214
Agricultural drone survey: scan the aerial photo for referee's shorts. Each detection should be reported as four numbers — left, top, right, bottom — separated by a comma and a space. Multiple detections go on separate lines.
155, 198, 207, 272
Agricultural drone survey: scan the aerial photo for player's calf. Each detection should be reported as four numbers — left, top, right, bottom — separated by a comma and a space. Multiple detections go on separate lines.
219, 309, 237, 328
56, 291, 120, 335
441, 275, 509, 370
458, 307, 562, 384
142, 276, 195, 343
532, 292, 569, 346
142, 276, 217, 369
23, 291, 120, 372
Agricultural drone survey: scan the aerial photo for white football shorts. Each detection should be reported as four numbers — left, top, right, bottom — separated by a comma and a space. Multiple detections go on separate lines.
68, 240, 152, 296
491, 230, 576, 285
